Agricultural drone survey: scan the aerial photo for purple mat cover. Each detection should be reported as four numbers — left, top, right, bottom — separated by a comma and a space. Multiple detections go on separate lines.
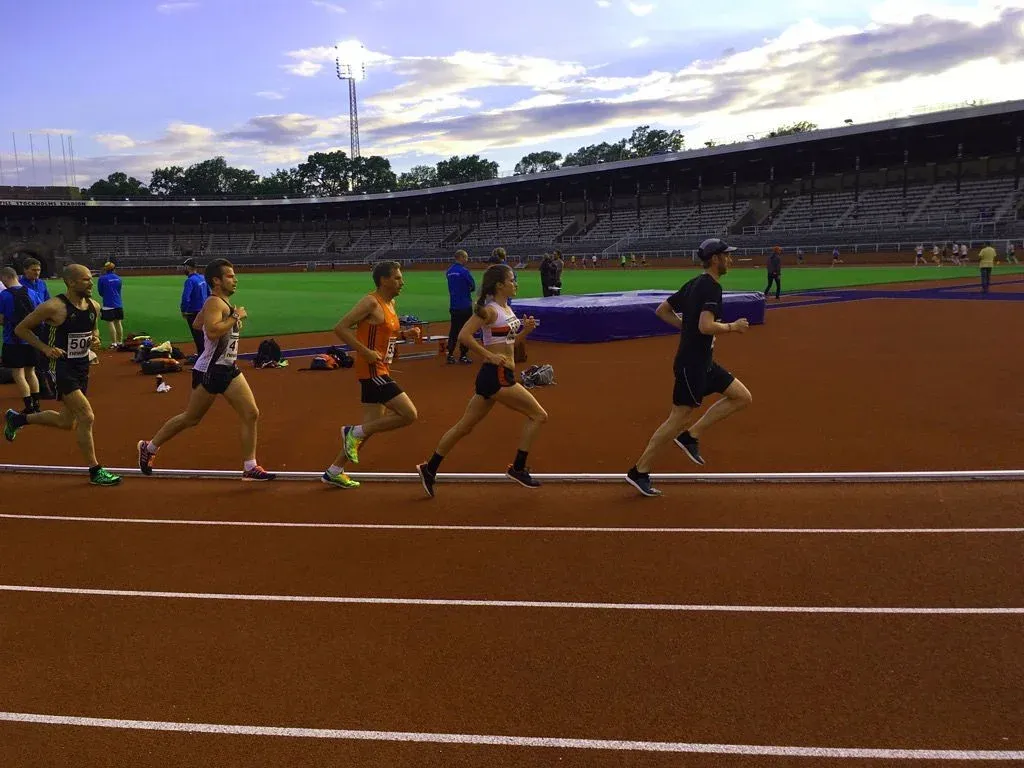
512, 290, 766, 344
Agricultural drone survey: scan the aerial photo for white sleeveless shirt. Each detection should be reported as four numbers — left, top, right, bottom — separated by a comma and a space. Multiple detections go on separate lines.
480, 299, 521, 349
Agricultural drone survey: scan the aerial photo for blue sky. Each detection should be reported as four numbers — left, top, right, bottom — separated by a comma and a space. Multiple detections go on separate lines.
4, 0, 1024, 186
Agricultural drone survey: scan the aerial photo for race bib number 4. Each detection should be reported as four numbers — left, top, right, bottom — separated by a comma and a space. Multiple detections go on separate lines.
67, 332, 92, 359
223, 333, 239, 364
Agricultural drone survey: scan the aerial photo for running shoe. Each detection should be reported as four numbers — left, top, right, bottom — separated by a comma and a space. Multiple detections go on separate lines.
321, 470, 360, 489
673, 432, 705, 466
4, 409, 25, 442
89, 467, 122, 486
506, 465, 541, 489
416, 462, 436, 498
626, 466, 662, 497
242, 465, 277, 481
342, 425, 362, 464
137, 440, 156, 475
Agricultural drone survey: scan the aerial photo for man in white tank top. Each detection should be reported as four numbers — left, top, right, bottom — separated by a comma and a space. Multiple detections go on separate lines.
137, 259, 275, 481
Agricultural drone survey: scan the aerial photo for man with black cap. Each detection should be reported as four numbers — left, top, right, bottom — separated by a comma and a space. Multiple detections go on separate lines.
626, 238, 753, 497
180, 251, 209, 356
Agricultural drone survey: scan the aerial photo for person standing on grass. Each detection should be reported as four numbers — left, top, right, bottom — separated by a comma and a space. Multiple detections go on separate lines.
446, 250, 475, 365
324, 260, 422, 490
137, 259, 275, 482
764, 246, 782, 300
0, 267, 41, 414
416, 264, 545, 498
625, 238, 752, 498
180, 253, 209, 357
96, 262, 124, 349
977, 241, 997, 294
4, 264, 121, 486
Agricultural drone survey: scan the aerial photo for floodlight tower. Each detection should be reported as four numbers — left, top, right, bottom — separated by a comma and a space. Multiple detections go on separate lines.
335, 45, 366, 160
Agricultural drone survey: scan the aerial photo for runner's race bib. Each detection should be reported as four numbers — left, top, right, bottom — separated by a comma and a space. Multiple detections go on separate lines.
223, 331, 239, 365
66, 332, 92, 359
384, 337, 397, 364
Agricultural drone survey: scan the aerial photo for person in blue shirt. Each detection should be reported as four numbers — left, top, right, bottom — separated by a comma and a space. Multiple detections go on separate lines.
96, 261, 124, 348
0, 266, 42, 413
445, 249, 475, 364
180, 253, 209, 355
19, 257, 50, 304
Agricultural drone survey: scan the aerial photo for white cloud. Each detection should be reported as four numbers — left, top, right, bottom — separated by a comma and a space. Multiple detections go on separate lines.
256, 90, 286, 100
156, 2, 198, 13
629, 36, 650, 48
311, 0, 346, 13
69, 5, 1024, 182
284, 60, 323, 77
626, 2, 654, 16
95, 134, 137, 150
596, 0, 611, 6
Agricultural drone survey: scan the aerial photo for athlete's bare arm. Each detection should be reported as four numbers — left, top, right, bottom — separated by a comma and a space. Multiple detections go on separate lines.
698, 310, 748, 336
14, 298, 67, 358
457, 306, 510, 367
333, 295, 379, 360
655, 301, 683, 330
201, 296, 243, 340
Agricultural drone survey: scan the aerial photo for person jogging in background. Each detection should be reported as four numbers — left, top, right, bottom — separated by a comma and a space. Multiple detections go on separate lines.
445, 250, 475, 364
180, 252, 209, 356
96, 261, 124, 349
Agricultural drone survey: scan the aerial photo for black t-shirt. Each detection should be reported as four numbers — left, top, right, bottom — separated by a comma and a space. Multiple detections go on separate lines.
666, 273, 722, 369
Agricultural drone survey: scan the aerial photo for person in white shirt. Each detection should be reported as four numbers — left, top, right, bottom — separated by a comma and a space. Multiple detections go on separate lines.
959, 243, 969, 263
1006, 241, 1018, 265
914, 245, 926, 265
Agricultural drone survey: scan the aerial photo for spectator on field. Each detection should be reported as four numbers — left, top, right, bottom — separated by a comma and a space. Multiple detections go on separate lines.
977, 241, 997, 294
19, 257, 50, 304
179, 252, 209, 356
96, 262, 124, 349
1006, 241, 1019, 265
765, 246, 782, 300
0, 267, 41, 413
551, 250, 564, 294
445, 249, 475, 365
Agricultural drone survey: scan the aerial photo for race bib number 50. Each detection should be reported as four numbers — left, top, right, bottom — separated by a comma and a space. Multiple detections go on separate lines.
67, 332, 92, 359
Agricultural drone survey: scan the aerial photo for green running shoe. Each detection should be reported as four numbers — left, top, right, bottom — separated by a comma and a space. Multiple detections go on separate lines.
321, 470, 360, 489
342, 425, 362, 464
4, 408, 24, 442
89, 467, 122, 486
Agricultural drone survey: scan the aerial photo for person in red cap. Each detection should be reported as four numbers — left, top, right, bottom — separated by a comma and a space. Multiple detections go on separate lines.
626, 238, 753, 497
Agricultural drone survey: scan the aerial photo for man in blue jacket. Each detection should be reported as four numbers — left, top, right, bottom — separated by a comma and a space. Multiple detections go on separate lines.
180, 253, 209, 355
19, 257, 50, 304
97, 261, 124, 348
445, 249, 475, 364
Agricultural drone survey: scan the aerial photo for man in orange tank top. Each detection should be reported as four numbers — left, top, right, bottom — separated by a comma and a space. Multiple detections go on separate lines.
321, 260, 421, 488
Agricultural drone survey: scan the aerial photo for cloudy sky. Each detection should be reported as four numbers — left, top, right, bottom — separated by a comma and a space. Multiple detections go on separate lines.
4, 0, 1024, 187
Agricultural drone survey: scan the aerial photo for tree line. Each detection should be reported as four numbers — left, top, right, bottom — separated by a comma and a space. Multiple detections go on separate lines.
83, 121, 816, 199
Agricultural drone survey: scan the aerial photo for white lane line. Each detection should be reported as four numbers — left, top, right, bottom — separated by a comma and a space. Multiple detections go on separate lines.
1, 585, 1022, 614
0, 712, 1020, 759
1, 514, 1021, 534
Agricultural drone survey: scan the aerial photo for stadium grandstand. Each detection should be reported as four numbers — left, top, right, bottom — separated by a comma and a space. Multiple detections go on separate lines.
2, 100, 1022, 276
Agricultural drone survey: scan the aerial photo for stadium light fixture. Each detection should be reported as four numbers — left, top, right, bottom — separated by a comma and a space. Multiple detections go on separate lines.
336, 41, 368, 161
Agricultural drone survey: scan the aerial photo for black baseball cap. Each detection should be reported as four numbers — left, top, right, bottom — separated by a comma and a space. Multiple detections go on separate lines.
698, 238, 737, 262
183, 257, 197, 268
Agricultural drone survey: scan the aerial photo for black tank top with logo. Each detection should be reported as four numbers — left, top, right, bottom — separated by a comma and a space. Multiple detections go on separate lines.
49, 294, 96, 370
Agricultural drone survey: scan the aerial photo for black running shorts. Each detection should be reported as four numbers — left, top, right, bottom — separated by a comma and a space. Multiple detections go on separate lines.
475, 362, 516, 399
359, 375, 404, 404
672, 361, 734, 408
192, 365, 242, 395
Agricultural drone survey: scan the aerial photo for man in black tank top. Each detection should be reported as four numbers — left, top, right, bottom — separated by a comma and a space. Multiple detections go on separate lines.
3, 264, 121, 486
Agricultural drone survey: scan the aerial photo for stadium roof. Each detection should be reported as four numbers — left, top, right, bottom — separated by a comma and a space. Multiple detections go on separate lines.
1, 99, 1022, 212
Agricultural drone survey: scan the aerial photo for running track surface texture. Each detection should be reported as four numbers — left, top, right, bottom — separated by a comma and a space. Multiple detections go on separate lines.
1, 275, 1022, 766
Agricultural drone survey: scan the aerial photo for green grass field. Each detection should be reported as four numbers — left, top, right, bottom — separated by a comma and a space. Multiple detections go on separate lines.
52, 265, 1023, 345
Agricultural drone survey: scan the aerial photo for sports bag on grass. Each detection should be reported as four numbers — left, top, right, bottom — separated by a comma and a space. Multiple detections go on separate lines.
140, 358, 183, 375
